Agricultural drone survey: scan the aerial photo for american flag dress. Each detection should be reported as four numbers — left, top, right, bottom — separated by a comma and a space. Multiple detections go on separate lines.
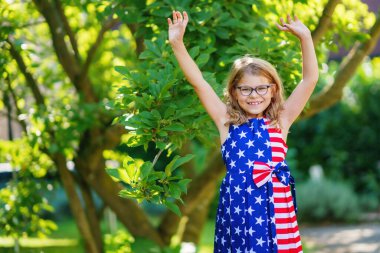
213, 117, 303, 253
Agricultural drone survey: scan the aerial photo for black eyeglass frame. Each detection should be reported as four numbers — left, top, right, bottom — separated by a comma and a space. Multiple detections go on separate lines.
235, 84, 274, 96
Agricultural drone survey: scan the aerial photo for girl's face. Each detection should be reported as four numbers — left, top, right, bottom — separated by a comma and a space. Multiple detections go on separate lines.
234, 74, 274, 118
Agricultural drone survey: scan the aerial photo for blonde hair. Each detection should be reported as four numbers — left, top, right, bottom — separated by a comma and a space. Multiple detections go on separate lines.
224, 55, 285, 126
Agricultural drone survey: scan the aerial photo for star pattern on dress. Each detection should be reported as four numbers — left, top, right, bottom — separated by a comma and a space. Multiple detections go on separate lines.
255, 149, 264, 158
235, 226, 242, 235
215, 118, 301, 253
237, 149, 245, 158
246, 139, 254, 148
239, 131, 247, 139
234, 205, 242, 215
246, 185, 253, 194
246, 159, 254, 168
256, 237, 265, 247
255, 216, 264, 226
255, 195, 264, 205
255, 131, 262, 138
234, 185, 242, 194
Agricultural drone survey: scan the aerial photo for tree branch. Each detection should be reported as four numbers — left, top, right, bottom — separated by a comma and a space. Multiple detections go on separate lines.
0, 111, 19, 124
312, 0, 341, 45
53, 0, 80, 61
5, 72, 28, 133
103, 123, 128, 149
304, 10, 380, 118
32, 0, 98, 103
127, 23, 145, 56
81, 17, 119, 80
6, 39, 45, 106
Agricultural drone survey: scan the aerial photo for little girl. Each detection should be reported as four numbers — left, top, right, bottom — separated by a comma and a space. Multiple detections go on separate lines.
168, 10, 318, 253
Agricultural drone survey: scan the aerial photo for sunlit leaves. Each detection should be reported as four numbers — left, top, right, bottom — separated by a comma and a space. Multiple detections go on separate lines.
106, 153, 193, 216
0, 139, 56, 238
0, 178, 57, 238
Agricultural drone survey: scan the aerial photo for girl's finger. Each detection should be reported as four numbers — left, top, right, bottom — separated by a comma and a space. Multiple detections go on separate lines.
167, 18, 172, 26
280, 17, 285, 26
183, 11, 189, 24
173, 10, 177, 22
276, 22, 288, 31
276, 23, 283, 30
176, 11, 182, 22
294, 15, 299, 21
287, 14, 293, 23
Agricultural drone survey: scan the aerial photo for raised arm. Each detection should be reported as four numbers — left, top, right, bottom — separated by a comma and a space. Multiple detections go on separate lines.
276, 14, 319, 130
168, 11, 228, 131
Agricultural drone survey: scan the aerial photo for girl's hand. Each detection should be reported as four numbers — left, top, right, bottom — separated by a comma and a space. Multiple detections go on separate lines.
276, 14, 311, 40
168, 11, 189, 46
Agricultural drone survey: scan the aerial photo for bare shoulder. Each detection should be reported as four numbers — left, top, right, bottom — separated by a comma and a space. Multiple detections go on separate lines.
216, 114, 230, 145
278, 114, 290, 142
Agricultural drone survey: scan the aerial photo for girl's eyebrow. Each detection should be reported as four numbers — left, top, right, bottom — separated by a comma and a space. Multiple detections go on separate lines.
237, 84, 272, 87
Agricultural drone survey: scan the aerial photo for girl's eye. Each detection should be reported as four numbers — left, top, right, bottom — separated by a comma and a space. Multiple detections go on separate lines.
257, 86, 267, 93
241, 88, 251, 92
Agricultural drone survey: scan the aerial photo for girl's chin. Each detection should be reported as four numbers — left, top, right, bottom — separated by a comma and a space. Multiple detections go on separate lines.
246, 112, 264, 118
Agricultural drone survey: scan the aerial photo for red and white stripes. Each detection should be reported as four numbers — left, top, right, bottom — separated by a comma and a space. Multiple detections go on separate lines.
266, 121, 303, 253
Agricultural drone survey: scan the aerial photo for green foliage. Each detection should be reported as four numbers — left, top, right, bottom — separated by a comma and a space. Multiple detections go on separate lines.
108, 0, 377, 216
104, 229, 133, 253
0, 176, 57, 238
104, 229, 182, 253
297, 178, 360, 222
0, 0, 378, 246
289, 58, 380, 203
106, 153, 193, 216
0, 139, 57, 238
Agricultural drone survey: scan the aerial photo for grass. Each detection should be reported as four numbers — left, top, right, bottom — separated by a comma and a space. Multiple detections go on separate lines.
0, 219, 84, 253
0, 219, 313, 253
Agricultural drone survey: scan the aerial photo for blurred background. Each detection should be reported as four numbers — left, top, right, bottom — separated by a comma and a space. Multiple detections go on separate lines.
0, 0, 379, 252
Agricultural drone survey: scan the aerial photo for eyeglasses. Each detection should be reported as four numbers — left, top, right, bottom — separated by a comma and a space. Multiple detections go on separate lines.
236, 84, 273, 96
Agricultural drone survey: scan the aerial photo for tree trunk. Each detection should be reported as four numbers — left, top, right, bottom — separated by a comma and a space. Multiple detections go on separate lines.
78, 177, 104, 251
182, 185, 217, 245
158, 146, 225, 244
53, 153, 100, 253
84, 166, 164, 245
312, 0, 341, 45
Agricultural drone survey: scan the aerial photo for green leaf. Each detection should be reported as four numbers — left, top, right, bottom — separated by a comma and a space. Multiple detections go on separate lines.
140, 162, 153, 180
145, 40, 161, 57
196, 53, 210, 67
164, 154, 194, 177
171, 154, 194, 173
164, 201, 181, 217
163, 123, 186, 132
105, 168, 120, 181
164, 156, 179, 177
151, 109, 161, 120
177, 179, 192, 194
189, 46, 200, 58
118, 189, 134, 198
147, 171, 165, 182
168, 183, 182, 199
114, 66, 131, 77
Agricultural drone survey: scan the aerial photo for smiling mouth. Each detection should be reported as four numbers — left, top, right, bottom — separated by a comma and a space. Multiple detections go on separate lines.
247, 101, 262, 105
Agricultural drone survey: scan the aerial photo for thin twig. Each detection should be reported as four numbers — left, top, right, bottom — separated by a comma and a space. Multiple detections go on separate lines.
152, 149, 164, 168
